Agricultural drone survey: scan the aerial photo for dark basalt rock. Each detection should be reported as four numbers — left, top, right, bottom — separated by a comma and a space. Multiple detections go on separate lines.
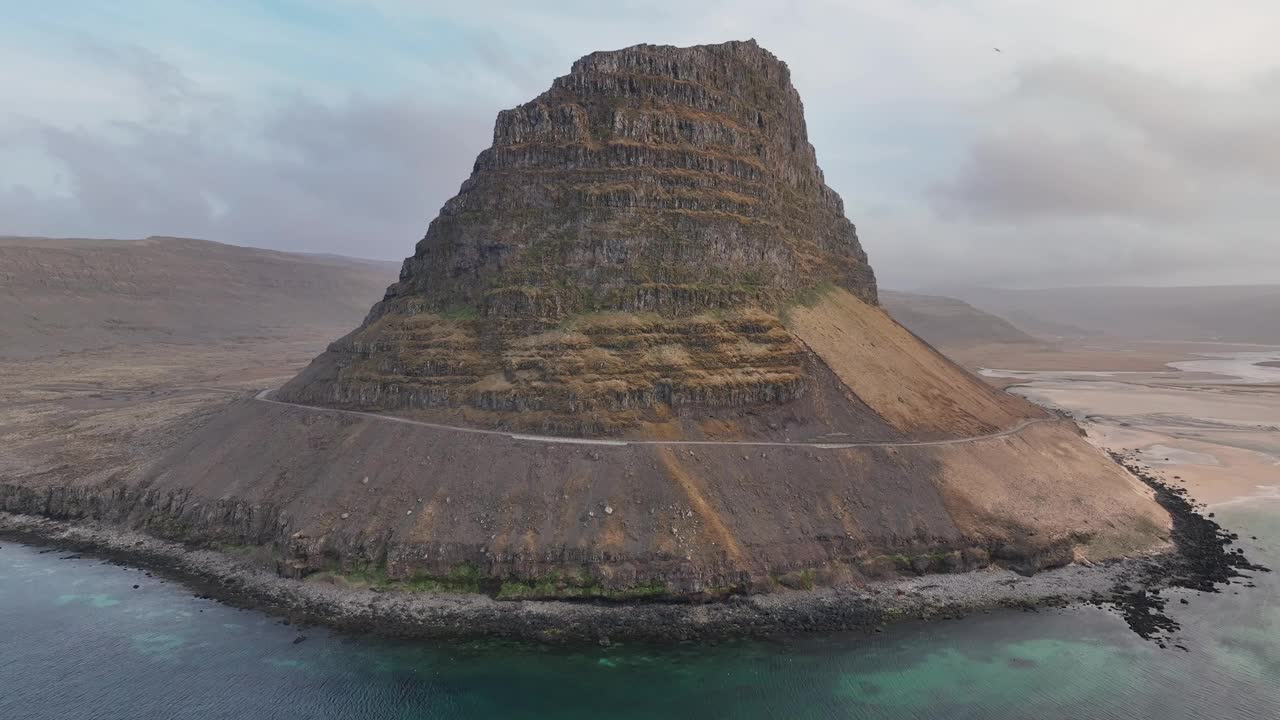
277, 40, 876, 430
1103, 451, 1270, 642
402, 39, 876, 315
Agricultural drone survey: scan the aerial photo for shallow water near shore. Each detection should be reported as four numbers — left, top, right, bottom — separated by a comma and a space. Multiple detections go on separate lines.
2, 502, 1276, 719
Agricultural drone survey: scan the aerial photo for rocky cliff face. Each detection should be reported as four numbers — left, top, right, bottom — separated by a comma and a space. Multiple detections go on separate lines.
394, 39, 875, 315
278, 40, 876, 433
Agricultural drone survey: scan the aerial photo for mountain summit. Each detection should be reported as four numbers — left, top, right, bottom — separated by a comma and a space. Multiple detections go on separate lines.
278, 40, 1017, 438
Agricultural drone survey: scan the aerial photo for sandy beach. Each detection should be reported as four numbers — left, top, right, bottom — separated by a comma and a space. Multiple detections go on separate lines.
987, 342, 1280, 507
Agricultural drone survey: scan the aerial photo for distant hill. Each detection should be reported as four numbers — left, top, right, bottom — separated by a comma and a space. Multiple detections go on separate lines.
945, 285, 1280, 344
0, 236, 400, 358
880, 290, 1037, 348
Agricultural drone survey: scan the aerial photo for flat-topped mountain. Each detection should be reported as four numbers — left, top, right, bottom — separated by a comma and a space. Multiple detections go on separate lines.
377, 39, 876, 314
2, 41, 1171, 606
278, 40, 1021, 438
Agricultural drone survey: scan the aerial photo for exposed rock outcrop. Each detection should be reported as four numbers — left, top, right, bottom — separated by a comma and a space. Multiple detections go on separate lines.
277, 40, 879, 433
396, 39, 876, 313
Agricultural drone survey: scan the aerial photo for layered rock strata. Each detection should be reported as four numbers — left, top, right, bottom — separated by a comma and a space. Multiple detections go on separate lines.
0, 393, 1169, 598
278, 40, 880, 433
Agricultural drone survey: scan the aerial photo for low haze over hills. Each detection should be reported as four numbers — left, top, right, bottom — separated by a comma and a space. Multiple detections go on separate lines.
947, 285, 1280, 344
7, 234, 1272, 358
879, 291, 1037, 348
2, 234, 1058, 359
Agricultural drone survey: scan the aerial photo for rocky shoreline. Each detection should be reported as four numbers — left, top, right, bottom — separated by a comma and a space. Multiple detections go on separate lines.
0, 511, 1176, 645
1101, 450, 1270, 644
2, 438, 1264, 645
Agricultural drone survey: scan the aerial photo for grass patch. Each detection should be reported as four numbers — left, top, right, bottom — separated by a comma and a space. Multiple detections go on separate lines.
772, 568, 818, 590
602, 581, 668, 601
496, 570, 668, 601
790, 281, 838, 309
396, 563, 486, 593
337, 562, 392, 587
778, 281, 838, 324
306, 562, 486, 593
439, 304, 479, 321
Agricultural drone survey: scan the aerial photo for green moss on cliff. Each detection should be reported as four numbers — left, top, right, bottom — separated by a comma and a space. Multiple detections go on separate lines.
306, 562, 487, 594
496, 570, 667, 601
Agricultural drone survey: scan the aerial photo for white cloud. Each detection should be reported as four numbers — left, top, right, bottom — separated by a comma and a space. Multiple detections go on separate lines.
2, 1, 1278, 286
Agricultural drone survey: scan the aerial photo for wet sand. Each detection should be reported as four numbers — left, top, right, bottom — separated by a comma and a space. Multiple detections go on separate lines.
948, 339, 1212, 373
987, 343, 1280, 507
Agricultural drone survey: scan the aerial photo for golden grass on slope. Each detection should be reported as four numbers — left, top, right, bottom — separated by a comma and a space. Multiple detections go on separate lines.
785, 287, 1040, 436
931, 421, 1171, 563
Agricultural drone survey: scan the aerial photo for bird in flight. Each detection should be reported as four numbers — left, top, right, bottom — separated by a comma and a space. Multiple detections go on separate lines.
994, 47, 1002, 53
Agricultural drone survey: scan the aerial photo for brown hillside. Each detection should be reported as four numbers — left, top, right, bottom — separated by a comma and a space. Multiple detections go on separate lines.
0, 236, 398, 359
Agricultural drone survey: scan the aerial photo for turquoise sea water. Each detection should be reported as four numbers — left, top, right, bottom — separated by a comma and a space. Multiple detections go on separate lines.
2, 502, 1277, 719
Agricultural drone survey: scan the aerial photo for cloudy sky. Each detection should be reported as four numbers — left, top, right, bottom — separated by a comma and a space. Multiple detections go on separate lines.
2, 1, 1277, 289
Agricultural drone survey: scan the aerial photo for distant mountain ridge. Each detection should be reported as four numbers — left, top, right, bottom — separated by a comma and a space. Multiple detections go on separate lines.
1, 234, 1046, 362
0, 235, 400, 358
945, 285, 1280, 344
880, 290, 1037, 348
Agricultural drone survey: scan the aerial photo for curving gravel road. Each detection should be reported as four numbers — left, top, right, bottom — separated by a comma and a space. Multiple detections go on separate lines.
253, 388, 1054, 449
